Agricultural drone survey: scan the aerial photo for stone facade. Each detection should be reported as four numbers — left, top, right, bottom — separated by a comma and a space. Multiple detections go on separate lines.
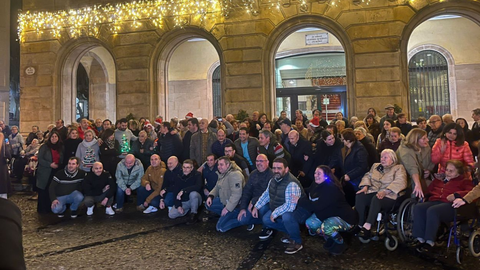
18, 0, 480, 130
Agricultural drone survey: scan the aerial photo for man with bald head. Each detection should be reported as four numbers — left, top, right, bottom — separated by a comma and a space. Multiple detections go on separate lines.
427, 115, 444, 148
286, 130, 313, 187
83, 162, 116, 216
159, 156, 182, 210
215, 154, 274, 232
114, 154, 144, 212
190, 118, 217, 165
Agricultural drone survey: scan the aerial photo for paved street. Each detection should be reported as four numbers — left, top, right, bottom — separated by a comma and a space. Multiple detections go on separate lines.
10, 194, 477, 270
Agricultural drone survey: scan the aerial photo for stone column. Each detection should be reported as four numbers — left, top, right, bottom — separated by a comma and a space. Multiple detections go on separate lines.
0, 0, 10, 124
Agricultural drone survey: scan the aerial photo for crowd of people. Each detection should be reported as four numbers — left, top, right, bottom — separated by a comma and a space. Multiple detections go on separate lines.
1, 105, 480, 256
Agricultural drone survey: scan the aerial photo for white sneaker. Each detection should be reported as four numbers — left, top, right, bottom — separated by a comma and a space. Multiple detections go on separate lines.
143, 206, 158, 214
105, 207, 115, 216
87, 206, 94, 216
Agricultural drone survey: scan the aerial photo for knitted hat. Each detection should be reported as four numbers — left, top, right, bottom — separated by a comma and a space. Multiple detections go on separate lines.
309, 117, 320, 128
185, 112, 194, 119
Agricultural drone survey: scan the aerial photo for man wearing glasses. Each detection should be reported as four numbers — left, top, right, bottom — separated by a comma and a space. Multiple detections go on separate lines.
167, 159, 203, 224
427, 115, 444, 148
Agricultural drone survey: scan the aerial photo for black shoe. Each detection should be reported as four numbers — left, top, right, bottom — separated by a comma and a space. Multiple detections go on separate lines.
284, 241, 303, 254
329, 242, 347, 255
186, 213, 198, 225
350, 225, 361, 236
246, 224, 255, 231
323, 238, 335, 251
71, 210, 78, 219
358, 228, 371, 242
416, 243, 434, 253
259, 228, 274, 240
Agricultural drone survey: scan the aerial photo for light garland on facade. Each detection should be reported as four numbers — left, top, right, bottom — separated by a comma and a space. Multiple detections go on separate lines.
18, 0, 225, 41
18, 0, 416, 42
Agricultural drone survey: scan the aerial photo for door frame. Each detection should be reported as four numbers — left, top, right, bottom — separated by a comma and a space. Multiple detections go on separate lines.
276, 86, 347, 121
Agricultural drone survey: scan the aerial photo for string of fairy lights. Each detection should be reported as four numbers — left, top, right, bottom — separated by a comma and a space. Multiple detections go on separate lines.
18, 0, 399, 42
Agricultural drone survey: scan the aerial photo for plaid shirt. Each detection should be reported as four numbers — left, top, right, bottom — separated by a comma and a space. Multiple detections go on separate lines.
255, 180, 302, 219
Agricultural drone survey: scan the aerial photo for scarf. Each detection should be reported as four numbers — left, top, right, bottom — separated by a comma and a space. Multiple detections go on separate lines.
106, 138, 115, 149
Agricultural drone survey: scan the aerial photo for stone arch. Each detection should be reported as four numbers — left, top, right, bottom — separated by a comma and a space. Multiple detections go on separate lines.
263, 15, 355, 118
408, 44, 457, 118
55, 38, 116, 124
400, 1, 480, 118
150, 27, 225, 120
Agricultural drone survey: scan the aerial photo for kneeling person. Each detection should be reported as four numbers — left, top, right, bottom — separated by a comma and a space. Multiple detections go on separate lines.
83, 162, 116, 216
168, 160, 203, 223
50, 157, 86, 218
206, 156, 245, 231
138, 154, 167, 214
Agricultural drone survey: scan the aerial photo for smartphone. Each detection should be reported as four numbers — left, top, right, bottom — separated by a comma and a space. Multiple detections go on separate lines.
5, 138, 8, 143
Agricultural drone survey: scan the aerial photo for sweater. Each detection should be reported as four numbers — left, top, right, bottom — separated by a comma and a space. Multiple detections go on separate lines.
75, 139, 100, 171
49, 168, 86, 201
297, 180, 358, 225
82, 171, 116, 198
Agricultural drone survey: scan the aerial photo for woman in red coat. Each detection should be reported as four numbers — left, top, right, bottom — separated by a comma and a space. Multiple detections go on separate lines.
413, 159, 474, 253
431, 123, 474, 175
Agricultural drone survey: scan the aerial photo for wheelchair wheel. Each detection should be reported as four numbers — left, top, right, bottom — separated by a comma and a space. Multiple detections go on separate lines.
385, 235, 398, 251
456, 246, 464, 264
468, 230, 480, 257
358, 236, 371, 244
397, 198, 417, 243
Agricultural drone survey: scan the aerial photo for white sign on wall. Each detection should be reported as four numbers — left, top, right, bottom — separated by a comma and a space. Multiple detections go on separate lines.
305, 33, 329, 45
323, 98, 330, 105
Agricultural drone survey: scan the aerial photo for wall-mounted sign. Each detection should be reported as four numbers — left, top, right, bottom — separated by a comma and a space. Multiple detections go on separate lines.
323, 98, 330, 105
25, 66, 36, 76
306, 33, 329, 45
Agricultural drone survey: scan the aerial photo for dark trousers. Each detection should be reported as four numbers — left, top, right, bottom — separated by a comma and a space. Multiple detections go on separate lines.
355, 192, 396, 225
413, 201, 454, 242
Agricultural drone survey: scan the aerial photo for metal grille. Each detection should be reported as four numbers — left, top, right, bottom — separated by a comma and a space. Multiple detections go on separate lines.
408, 50, 450, 120
212, 66, 222, 117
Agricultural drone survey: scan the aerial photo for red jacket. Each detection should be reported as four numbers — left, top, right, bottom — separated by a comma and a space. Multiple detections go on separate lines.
431, 139, 474, 173
427, 175, 474, 203
77, 126, 98, 140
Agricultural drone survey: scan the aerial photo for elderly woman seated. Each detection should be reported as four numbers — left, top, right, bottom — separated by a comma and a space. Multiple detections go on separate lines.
413, 159, 474, 253
356, 149, 408, 241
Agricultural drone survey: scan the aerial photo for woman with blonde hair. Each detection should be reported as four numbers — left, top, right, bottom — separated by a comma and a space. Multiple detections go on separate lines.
396, 128, 434, 199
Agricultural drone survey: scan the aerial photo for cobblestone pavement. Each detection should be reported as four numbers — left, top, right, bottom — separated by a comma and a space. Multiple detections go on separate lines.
10, 194, 478, 270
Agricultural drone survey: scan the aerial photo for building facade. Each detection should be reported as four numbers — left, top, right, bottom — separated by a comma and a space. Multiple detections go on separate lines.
18, 0, 480, 130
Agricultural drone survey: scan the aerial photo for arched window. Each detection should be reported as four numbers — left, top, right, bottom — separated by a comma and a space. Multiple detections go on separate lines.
212, 66, 222, 117
409, 50, 450, 120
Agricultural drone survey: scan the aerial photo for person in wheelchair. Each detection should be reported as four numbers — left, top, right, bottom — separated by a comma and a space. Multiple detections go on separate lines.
452, 181, 480, 208
413, 159, 474, 253
356, 149, 408, 241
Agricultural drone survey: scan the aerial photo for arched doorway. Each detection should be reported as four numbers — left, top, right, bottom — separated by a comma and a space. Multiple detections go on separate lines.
58, 41, 116, 123
151, 28, 224, 121
401, 2, 480, 122
263, 16, 354, 121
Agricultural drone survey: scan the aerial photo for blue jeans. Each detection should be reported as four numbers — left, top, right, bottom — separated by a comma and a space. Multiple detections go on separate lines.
216, 204, 270, 233
52, 190, 84, 214
137, 186, 161, 208
262, 206, 311, 244
163, 192, 174, 208
115, 186, 141, 209
206, 197, 224, 215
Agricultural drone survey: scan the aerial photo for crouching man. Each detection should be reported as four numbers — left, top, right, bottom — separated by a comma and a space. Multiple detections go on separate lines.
83, 162, 116, 216
138, 154, 166, 214
168, 159, 203, 224
50, 157, 85, 218
206, 156, 245, 231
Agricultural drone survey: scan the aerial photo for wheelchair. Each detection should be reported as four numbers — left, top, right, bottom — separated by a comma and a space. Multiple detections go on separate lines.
396, 197, 480, 264
358, 194, 410, 251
